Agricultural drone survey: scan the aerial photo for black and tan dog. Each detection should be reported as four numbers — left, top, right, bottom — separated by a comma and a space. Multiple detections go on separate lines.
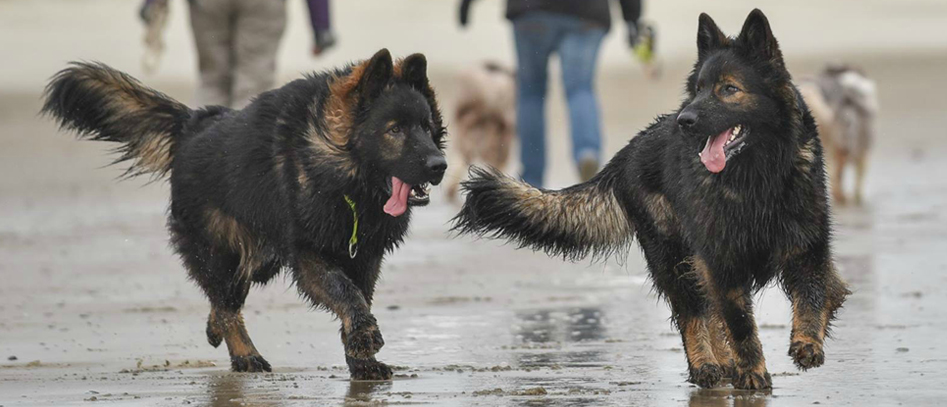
453, 10, 849, 390
42, 49, 447, 380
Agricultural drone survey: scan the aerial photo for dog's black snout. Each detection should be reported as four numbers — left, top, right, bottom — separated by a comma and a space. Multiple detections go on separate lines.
677, 110, 698, 128
425, 155, 447, 175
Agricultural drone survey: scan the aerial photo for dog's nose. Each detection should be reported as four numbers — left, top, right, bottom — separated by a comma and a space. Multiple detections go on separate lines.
677, 110, 698, 128
425, 155, 447, 175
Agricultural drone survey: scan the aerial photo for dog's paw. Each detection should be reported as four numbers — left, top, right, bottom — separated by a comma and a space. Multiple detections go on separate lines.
733, 370, 772, 390
689, 364, 723, 388
230, 354, 272, 373
345, 324, 385, 359
789, 340, 825, 370
719, 360, 737, 380
206, 321, 222, 348
347, 357, 393, 381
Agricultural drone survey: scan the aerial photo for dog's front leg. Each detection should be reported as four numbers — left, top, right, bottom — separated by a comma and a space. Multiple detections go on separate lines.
294, 252, 391, 380
782, 246, 850, 371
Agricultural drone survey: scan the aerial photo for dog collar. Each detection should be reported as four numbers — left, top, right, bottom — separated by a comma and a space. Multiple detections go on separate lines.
344, 195, 358, 259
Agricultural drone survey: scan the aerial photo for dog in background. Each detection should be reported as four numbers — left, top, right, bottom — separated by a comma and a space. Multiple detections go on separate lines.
454, 10, 849, 390
42, 49, 447, 380
799, 65, 878, 205
445, 62, 516, 202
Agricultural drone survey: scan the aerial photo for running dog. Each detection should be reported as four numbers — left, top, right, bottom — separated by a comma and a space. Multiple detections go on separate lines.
42, 49, 447, 380
453, 10, 849, 390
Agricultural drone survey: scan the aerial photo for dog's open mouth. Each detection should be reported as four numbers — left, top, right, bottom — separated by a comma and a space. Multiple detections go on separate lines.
699, 124, 747, 173
383, 177, 431, 217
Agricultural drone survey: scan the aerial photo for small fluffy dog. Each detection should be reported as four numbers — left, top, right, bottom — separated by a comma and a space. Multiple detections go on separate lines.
799, 65, 878, 205
445, 62, 516, 201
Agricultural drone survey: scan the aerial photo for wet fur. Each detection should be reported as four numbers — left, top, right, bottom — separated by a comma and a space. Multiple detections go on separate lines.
42, 49, 446, 380
454, 10, 850, 390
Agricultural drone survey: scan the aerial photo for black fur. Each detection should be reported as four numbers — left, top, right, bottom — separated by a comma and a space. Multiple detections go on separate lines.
454, 10, 849, 390
41, 49, 447, 380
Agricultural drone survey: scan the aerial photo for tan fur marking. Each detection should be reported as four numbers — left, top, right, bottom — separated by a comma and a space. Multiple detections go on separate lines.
791, 296, 829, 344
134, 132, 173, 174
212, 310, 258, 357
716, 74, 757, 108
708, 311, 735, 367
688, 257, 736, 367
204, 208, 262, 281
795, 138, 817, 174
688, 256, 715, 296
683, 318, 718, 368
505, 179, 633, 251
381, 120, 406, 160
644, 193, 676, 234
309, 61, 372, 178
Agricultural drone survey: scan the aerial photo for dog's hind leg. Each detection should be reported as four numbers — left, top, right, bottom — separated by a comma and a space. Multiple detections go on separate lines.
782, 245, 850, 371
853, 151, 868, 206
831, 148, 848, 205
293, 252, 391, 381
172, 219, 271, 372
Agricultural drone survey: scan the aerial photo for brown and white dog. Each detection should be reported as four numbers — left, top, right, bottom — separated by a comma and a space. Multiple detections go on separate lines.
445, 62, 516, 201
800, 65, 878, 205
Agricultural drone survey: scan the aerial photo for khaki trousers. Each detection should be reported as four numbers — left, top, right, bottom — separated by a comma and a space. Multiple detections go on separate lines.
189, 0, 286, 108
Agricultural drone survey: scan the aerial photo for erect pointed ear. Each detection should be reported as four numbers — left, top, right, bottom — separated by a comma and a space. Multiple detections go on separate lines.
400, 53, 428, 91
697, 13, 728, 58
358, 48, 393, 100
738, 9, 783, 65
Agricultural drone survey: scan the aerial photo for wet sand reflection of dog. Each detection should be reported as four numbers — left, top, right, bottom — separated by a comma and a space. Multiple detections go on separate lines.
513, 307, 607, 369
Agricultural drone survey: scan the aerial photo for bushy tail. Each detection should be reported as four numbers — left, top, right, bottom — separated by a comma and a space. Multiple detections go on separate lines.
41, 62, 192, 178
451, 167, 634, 260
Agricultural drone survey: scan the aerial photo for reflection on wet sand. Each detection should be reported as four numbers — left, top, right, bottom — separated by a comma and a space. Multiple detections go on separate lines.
207, 373, 280, 407
688, 388, 770, 407
515, 307, 606, 344
514, 307, 607, 369
344, 380, 393, 406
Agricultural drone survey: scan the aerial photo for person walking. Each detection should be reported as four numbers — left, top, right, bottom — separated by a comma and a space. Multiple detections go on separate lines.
140, 0, 336, 109
460, 0, 642, 187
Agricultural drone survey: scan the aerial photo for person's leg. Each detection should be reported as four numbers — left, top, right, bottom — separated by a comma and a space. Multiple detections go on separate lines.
512, 13, 559, 187
231, 0, 287, 109
558, 21, 606, 180
189, 0, 234, 107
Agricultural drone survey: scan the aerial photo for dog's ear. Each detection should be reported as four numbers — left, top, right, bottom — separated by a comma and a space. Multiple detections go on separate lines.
737, 9, 784, 66
696, 13, 727, 58
400, 53, 428, 91
358, 48, 393, 101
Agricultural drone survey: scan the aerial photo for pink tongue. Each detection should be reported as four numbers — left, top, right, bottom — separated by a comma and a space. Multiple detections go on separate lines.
700, 128, 732, 173
383, 176, 412, 217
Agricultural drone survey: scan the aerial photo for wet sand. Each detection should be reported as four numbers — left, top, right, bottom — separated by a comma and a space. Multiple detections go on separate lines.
3, 2, 947, 406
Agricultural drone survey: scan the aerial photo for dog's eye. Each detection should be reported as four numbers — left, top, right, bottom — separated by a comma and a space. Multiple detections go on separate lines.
389, 125, 403, 135
724, 84, 742, 94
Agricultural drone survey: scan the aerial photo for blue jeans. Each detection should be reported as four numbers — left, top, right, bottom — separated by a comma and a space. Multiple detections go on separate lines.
513, 11, 606, 187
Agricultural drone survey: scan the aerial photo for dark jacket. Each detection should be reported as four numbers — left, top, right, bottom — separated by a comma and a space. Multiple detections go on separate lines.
506, 0, 640, 31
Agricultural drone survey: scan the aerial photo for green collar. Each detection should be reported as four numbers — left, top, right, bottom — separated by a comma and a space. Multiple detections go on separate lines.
343, 195, 358, 258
